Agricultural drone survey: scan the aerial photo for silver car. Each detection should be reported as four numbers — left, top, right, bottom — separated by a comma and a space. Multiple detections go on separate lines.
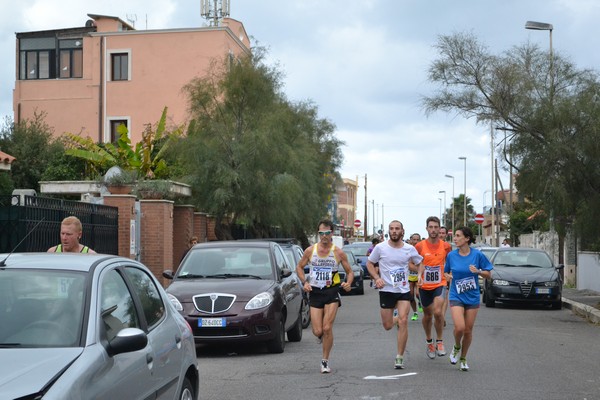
0, 253, 199, 399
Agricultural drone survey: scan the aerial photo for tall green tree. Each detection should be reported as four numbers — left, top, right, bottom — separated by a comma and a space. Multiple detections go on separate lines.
0, 114, 82, 194
423, 32, 600, 250
178, 49, 343, 239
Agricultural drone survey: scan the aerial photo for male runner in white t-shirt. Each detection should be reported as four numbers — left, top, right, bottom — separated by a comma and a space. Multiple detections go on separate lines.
367, 220, 423, 369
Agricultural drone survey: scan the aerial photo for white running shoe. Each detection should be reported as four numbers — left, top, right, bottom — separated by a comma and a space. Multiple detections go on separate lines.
449, 345, 460, 365
321, 359, 331, 373
459, 359, 469, 371
426, 340, 436, 359
436, 340, 446, 356
394, 355, 405, 369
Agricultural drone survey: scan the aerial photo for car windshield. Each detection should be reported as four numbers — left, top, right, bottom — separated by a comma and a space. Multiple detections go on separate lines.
178, 247, 274, 279
0, 270, 86, 348
345, 244, 370, 257
493, 251, 553, 268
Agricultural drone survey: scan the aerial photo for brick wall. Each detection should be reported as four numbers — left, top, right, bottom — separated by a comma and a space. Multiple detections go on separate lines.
173, 205, 195, 269
140, 200, 174, 286
103, 194, 137, 258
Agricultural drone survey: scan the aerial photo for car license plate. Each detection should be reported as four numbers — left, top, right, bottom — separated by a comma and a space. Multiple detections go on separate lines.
199, 318, 226, 327
535, 288, 551, 294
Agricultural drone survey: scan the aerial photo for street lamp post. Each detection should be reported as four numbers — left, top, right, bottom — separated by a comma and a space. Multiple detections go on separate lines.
438, 190, 446, 226
525, 21, 554, 96
444, 174, 455, 237
458, 157, 467, 226
438, 198, 442, 221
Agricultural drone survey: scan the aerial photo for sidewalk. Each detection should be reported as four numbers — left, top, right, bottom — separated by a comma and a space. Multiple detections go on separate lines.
562, 287, 600, 324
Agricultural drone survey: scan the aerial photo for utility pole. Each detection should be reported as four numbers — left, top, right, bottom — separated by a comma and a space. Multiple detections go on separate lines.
363, 174, 368, 241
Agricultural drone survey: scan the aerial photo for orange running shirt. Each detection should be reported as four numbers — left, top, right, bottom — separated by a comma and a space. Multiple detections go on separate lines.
414, 240, 452, 290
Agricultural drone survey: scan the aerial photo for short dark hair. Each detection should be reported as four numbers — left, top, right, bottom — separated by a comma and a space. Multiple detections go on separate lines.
410, 233, 421, 240
426, 216, 440, 226
371, 238, 380, 244
457, 226, 475, 244
317, 219, 334, 231
440, 226, 447, 231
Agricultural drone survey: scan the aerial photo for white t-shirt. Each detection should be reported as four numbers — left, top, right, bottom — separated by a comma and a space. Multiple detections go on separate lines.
368, 241, 423, 293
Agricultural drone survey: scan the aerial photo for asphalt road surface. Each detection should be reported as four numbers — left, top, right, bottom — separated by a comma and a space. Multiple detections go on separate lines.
197, 284, 599, 400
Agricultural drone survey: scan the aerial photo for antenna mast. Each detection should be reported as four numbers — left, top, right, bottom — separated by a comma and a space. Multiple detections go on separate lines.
201, 0, 230, 26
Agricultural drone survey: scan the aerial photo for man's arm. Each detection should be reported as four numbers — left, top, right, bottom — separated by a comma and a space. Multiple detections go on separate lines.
336, 248, 354, 292
296, 246, 313, 291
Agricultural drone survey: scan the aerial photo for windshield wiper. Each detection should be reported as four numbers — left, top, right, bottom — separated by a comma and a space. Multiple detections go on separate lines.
494, 263, 518, 267
519, 264, 544, 268
206, 273, 262, 279
0, 343, 22, 347
178, 273, 207, 279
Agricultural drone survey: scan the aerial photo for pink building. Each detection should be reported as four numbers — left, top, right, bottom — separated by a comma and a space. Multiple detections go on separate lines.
13, 14, 251, 143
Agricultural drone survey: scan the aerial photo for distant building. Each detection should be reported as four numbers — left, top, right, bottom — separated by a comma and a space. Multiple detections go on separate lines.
13, 13, 251, 144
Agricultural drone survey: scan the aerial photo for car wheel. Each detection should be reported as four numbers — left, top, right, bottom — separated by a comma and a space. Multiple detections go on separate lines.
266, 318, 285, 354
179, 377, 194, 400
301, 296, 311, 329
287, 308, 303, 342
551, 300, 562, 310
484, 290, 495, 308
356, 280, 364, 295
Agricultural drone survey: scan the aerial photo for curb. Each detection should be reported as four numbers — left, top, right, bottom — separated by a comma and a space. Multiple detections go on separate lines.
562, 298, 600, 325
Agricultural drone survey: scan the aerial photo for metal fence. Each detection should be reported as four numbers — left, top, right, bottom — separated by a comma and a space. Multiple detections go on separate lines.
0, 195, 118, 254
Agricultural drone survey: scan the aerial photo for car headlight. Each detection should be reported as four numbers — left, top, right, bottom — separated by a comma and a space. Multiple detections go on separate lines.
167, 293, 183, 311
245, 292, 273, 310
544, 281, 559, 287
492, 279, 509, 286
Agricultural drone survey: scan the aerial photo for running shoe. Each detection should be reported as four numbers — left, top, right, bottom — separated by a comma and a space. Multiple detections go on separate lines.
418, 304, 423, 312
394, 355, 405, 369
426, 340, 436, 359
411, 312, 418, 321
459, 358, 469, 371
316, 335, 323, 344
449, 345, 460, 365
321, 359, 331, 373
436, 340, 446, 356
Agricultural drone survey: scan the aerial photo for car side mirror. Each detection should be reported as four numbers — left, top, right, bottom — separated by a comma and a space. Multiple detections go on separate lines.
162, 270, 174, 279
280, 267, 292, 278
107, 328, 148, 356
556, 264, 565, 270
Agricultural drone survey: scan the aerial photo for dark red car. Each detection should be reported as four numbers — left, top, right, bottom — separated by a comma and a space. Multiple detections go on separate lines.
163, 241, 304, 353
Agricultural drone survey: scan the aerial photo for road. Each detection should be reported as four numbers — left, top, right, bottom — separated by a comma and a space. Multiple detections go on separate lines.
197, 285, 599, 400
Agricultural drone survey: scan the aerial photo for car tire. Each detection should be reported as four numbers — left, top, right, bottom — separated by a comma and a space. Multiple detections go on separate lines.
287, 308, 303, 342
266, 318, 285, 354
551, 300, 562, 310
484, 290, 495, 308
356, 280, 364, 295
179, 377, 194, 400
301, 296, 311, 329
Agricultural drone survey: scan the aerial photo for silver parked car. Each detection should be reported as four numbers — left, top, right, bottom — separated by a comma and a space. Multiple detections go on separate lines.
0, 253, 199, 400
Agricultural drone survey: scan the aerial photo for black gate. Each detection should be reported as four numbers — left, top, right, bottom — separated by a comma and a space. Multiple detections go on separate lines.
0, 195, 118, 254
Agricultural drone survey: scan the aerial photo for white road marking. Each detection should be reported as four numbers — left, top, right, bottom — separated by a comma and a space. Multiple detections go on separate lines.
363, 372, 417, 380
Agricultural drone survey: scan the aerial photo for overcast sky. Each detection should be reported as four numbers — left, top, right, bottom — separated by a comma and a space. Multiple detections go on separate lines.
2, 0, 600, 238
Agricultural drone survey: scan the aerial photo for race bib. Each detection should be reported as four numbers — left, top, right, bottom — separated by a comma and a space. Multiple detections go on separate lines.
390, 268, 408, 289
423, 266, 441, 284
455, 276, 477, 294
310, 266, 333, 288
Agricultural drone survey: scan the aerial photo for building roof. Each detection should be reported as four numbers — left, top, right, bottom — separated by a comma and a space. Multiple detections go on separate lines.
0, 150, 16, 171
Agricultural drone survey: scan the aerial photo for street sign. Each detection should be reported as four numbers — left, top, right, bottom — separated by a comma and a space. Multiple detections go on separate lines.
354, 219, 361, 228
475, 213, 485, 225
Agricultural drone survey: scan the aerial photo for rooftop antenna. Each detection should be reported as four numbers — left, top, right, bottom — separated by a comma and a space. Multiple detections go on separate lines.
126, 14, 137, 28
201, 0, 230, 27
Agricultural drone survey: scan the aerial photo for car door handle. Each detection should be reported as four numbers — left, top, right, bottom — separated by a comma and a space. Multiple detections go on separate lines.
146, 353, 153, 365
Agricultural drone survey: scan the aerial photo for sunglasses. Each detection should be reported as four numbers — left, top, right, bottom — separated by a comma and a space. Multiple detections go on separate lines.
318, 230, 332, 236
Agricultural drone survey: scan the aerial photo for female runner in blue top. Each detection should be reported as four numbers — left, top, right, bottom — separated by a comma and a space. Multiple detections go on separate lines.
444, 226, 492, 371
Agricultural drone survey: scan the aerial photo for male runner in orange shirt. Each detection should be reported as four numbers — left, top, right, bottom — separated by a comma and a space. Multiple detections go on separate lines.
415, 216, 452, 359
